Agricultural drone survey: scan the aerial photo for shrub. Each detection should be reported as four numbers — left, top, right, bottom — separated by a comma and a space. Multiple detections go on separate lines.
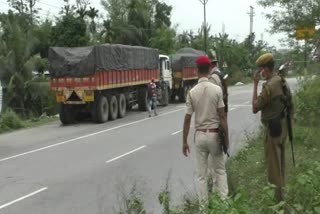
0, 109, 26, 132
294, 76, 320, 126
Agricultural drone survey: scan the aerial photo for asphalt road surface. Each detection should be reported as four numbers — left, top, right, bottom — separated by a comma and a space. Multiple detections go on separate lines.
0, 78, 298, 214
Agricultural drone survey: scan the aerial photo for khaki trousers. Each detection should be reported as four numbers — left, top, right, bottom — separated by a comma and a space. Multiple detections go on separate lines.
195, 131, 228, 201
264, 118, 288, 202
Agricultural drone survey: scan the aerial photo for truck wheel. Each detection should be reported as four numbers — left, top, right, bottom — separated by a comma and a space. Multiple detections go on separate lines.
118, 93, 126, 118
59, 104, 75, 125
171, 91, 176, 102
95, 95, 109, 123
163, 87, 169, 106
138, 88, 148, 111
179, 85, 188, 102
90, 101, 98, 123
108, 95, 118, 121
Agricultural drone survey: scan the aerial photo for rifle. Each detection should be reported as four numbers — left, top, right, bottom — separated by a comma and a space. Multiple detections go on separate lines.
286, 112, 296, 167
281, 76, 296, 167
219, 127, 229, 157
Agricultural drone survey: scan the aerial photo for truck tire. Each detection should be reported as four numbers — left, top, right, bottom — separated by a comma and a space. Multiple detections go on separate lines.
179, 85, 188, 102
138, 88, 148, 111
171, 91, 176, 102
95, 95, 109, 123
108, 95, 118, 121
163, 87, 169, 106
118, 93, 126, 118
59, 104, 75, 125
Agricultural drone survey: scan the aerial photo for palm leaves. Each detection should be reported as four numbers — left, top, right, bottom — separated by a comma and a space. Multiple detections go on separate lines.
0, 13, 36, 113
87, 6, 99, 34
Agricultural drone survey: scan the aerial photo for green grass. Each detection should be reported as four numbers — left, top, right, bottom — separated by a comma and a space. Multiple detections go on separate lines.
25, 116, 58, 127
0, 110, 58, 134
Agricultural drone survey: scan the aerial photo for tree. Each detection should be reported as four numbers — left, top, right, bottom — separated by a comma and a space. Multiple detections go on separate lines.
149, 25, 176, 54
32, 20, 53, 58
76, 7, 87, 19
59, 0, 76, 16
7, 0, 39, 24
51, 15, 89, 47
100, 0, 176, 48
87, 7, 99, 34
257, 0, 320, 39
257, 0, 319, 67
154, 1, 172, 28
75, 0, 90, 19
0, 11, 36, 113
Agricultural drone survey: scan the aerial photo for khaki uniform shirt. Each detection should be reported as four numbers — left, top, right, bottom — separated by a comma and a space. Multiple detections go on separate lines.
209, 67, 222, 88
186, 77, 225, 129
256, 74, 286, 124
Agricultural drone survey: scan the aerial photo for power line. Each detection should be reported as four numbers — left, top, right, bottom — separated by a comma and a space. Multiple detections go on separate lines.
37, 0, 61, 10
0, 0, 58, 17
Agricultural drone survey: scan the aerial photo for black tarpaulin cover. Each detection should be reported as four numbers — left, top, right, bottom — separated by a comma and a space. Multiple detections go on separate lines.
48, 44, 159, 77
170, 48, 205, 71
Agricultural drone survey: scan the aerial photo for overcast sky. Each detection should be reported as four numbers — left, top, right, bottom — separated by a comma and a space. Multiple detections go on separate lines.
0, 0, 287, 48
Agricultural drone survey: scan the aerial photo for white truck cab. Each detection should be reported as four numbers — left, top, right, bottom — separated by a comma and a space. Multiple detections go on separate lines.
159, 54, 172, 90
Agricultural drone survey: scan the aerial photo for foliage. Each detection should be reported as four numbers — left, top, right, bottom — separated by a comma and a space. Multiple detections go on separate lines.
25, 76, 58, 116
287, 161, 320, 213
0, 109, 26, 132
257, 0, 318, 62
101, 0, 175, 48
0, 11, 36, 114
51, 15, 89, 47
257, 0, 320, 36
32, 20, 53, 58
118, 184, 146, 214
149, 25, 176, 54
294, 76, 320, 126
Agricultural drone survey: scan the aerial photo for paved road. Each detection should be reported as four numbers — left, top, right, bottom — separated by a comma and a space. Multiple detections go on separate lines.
0, 78, 298, 214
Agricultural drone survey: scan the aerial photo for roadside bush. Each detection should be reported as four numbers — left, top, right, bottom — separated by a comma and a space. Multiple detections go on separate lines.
287, 161, 320, 213
294, 76, 320, 126
227, 65, 252, 85
0, 109, 26, 132
305, 63, 320, 75
25, 77, 59, 116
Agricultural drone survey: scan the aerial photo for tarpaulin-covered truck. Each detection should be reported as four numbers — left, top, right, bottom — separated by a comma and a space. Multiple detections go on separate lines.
49, 44, 171, 124
170, 48, 204, 102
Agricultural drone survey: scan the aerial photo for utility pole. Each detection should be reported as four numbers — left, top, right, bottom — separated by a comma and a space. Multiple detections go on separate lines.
222, 23, 225, 35
248, 6, 255, 54
199, 0, 209, 53
248, 6, 254, 36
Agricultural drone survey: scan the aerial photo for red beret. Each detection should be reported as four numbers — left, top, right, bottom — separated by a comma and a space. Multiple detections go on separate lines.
196, 55, 211, 65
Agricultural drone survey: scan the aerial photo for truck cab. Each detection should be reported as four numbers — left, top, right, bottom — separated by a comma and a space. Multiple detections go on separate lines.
155, 54, 172, 106
159, 55, 172, 90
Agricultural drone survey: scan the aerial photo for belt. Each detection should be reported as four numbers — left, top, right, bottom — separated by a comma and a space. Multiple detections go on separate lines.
196, 128, 219, 133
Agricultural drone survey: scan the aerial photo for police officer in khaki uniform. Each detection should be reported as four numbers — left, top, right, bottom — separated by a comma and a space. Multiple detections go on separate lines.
209, 57, 223, 87
182, 55, 229, 201
252, 53, 293, 202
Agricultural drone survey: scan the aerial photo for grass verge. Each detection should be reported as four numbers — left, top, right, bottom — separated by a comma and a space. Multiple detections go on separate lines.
0, 110, 58, 134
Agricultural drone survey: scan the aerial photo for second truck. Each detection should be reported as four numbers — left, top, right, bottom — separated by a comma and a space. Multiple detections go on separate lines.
48, 44, 202, 124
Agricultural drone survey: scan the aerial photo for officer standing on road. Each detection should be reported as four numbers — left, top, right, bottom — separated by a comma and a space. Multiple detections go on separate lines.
182, 55, 229, 201
252, 53, 293, 202
209, 56, 229, 114
208, 55, 230, 192
147, 78, 158, 117
209, 56, 222, 87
